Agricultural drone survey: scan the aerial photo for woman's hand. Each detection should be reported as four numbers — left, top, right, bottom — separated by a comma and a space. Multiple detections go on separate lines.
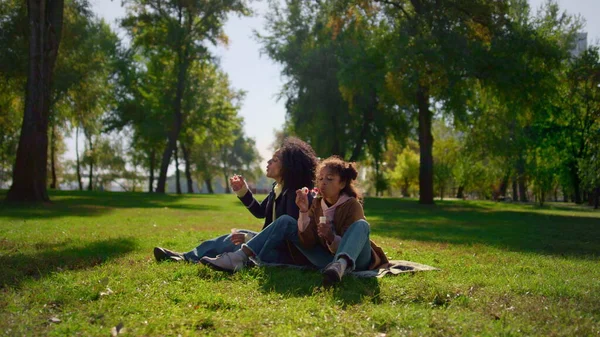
230, 233, 246, 245
295, 188, 309, 213
230, 228, 246, 245
317, 221, 335, 243
229, 175, 245, 192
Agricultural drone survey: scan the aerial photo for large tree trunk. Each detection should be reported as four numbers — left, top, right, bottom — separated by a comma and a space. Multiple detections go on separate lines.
594, 187, 599, 210
204, 178, 214, 194
6, 0, 64, 202
49, 122, 57, 189
174, 145, 181, 194
148, 149, 155, 193
181, 143, 194, 193
75, 126, 82, 190
417, 84, 434, 204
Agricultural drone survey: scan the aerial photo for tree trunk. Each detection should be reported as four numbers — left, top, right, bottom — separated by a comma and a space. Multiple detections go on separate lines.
174, 145, 181, 194
87, 135, 93, 191
498, 172, 510, 197
512, 176, 518, 201
417, 84, 434, 204
223, 171, 231, 194
516, 156, 527, 202
181, 142, 194, 193
456, 185, 465, 199
402, 178, 410, 197
595, 187, 599, 210
75, 126, 82, 190
569, 162, 582, 204
6, 0, 64, 202
349, 91, 377, 162
49, 122, 57, 189
204, 178, 214, 194
156, 21, 189, 193
148, 149, 155, 193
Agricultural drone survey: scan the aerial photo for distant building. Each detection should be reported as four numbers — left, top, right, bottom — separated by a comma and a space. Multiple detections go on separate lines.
570, 32, 588, 58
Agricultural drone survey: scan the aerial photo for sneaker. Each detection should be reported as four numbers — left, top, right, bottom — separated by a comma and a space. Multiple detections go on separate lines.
322, 260, 347, 286
153, 247, 185, 262
200, 252, 247, 273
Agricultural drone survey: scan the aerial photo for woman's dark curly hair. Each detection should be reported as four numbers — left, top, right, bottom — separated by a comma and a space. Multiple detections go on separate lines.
278, 137, 318, 191
318, 156, 362, 202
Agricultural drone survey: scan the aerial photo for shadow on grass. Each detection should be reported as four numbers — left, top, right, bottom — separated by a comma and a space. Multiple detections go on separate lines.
366, 198, 600, 259
0, 237, 136, 289
256, 266, 381, 306
0, 190, 220, 219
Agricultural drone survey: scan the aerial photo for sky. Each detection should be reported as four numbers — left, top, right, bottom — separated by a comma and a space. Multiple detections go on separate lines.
76, 0, 600, 170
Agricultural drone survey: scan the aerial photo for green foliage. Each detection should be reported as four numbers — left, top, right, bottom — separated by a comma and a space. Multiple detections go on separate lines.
385, 140, 420, 197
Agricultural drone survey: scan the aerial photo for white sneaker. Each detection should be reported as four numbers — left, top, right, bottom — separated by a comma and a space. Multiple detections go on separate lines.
200, 252, 246, 273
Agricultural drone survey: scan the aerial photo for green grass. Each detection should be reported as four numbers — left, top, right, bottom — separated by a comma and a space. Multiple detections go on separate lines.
0, 190, 599, 336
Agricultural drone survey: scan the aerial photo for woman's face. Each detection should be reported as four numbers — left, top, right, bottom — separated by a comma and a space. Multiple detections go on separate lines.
266, 150, 283, 182
317, 167, 346, 200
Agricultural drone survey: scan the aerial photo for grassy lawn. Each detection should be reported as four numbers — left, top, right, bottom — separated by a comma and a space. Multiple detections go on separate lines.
1, 190, 599, 336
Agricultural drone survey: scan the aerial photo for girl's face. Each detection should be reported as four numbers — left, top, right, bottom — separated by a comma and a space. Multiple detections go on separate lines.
317, 167, 346, 201
266, 150, 283, 182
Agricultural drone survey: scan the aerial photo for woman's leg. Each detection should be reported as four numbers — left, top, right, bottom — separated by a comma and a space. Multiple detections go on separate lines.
201, 215, 301, 271
244, 215, 298, 261
183, 229, 257, 262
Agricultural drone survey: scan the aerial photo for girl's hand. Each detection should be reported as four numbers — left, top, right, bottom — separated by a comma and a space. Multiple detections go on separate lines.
295, 188, 309, 213
317, 221, 335, 243
229, 175, 245, 192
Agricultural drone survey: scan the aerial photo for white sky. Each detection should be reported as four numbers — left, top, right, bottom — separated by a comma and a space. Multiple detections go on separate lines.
68, 0, 600, 171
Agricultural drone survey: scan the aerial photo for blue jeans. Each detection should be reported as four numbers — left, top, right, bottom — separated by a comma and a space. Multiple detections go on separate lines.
183, 230, 255, 262
184, 229, 294, 264
244, 215, 372, 271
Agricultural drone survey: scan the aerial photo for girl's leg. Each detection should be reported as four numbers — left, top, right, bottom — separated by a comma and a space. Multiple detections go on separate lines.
323, 220, 372, 284
334, 220, 372, 271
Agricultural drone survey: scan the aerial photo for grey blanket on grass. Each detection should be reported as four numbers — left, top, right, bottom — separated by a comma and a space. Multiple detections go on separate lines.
255, 259, 438, 278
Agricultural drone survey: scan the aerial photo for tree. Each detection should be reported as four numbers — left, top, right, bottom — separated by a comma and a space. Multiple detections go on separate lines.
121, 0, 250, 194
6, 0, 65, 202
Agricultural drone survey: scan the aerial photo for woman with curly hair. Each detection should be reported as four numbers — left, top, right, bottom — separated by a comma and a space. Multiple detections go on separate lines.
200, 156, 388, 285
153, 137, 319, 265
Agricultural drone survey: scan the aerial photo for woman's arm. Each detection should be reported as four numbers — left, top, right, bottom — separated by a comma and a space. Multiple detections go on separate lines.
236, 185, 271, 219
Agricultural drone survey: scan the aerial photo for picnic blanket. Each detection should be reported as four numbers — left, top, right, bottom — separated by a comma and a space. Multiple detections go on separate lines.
254, 259, 438, 278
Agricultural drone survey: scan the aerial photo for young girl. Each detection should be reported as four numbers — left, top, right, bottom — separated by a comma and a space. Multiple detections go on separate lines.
153, 137, 318, 265
201, 156, 388, 285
